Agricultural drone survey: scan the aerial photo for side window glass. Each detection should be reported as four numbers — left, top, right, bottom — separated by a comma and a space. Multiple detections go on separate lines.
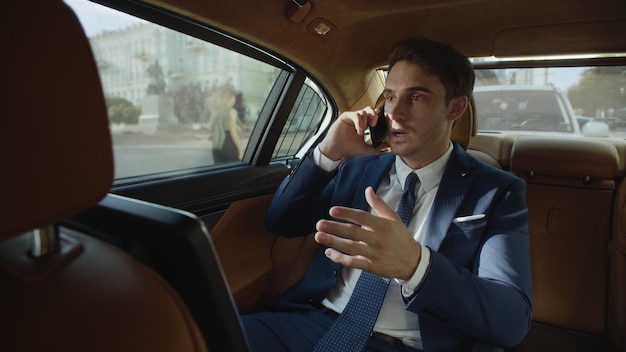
273, 79, 331, 159
65, 0, 283, 181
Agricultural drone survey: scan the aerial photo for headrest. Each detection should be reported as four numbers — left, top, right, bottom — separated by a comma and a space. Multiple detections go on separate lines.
450, 97, 476, 150
510, 137, 619, 179
0, 0, 113, 239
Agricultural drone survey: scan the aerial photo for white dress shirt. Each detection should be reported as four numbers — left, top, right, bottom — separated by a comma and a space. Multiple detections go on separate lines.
312, 143, 453, 349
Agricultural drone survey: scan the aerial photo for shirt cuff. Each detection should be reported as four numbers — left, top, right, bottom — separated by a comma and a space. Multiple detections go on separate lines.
312, 146, 342, 172
395, 244, 431, 299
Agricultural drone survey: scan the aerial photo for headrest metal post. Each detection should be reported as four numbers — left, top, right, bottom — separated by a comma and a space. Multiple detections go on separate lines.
30, 225, 60, 258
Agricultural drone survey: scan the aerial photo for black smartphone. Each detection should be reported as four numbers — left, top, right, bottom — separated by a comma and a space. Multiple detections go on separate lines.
369, 107, 388, 148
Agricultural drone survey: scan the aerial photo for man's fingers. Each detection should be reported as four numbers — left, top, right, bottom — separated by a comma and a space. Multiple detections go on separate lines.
355, 109, 372, 136
316, 218, 364, 242
365, 186, 402, 222
323, 187, 402, 234
314, 232, 372, 269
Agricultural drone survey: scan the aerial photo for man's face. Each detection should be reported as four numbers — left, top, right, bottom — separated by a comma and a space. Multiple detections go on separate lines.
383, 60, 462, 169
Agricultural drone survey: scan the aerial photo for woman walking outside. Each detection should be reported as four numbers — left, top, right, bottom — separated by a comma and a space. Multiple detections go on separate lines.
207, 85, 243, 163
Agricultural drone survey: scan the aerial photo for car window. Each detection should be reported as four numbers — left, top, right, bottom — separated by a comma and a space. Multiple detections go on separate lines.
273, 79, 331, 159
473, 86, 577, 133
65, 0, 330, 182
473, 65, 626, 138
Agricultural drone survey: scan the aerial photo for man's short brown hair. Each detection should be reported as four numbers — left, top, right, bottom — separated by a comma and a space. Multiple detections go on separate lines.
389, 37, 475, 105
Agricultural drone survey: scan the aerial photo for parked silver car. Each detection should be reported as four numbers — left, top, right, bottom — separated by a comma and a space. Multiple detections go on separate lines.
473, 85, 609, 137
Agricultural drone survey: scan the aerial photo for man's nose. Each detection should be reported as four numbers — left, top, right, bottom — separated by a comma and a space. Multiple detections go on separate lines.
386, 103, 404, 121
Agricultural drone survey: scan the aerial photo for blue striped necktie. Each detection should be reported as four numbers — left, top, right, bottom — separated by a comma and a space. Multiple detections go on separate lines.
314, 172, 419, 352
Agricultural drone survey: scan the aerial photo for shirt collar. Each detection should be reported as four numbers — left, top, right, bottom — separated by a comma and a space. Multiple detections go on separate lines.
394, 142, 453, 193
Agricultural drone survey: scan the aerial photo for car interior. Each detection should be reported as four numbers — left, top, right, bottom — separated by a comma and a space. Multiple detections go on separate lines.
1, 0, 625, 351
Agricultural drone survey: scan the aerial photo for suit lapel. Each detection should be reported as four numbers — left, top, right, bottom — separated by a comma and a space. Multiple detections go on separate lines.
346, 145, 477, 252
423, 144, 477, 251
352, 153, 395, 210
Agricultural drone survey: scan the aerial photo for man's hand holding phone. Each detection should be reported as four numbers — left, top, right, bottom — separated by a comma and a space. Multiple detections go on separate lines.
317, 97, 389, 161
368, 106, 389, 148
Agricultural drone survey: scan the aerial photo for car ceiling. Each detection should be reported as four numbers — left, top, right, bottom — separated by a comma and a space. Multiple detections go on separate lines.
147, 0, 626, 111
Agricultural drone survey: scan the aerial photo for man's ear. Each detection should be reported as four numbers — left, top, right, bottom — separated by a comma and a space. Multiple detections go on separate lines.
448, 95, 469, 121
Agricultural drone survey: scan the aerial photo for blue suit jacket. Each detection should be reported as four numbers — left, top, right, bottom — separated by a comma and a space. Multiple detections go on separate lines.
265, 142, 532, 351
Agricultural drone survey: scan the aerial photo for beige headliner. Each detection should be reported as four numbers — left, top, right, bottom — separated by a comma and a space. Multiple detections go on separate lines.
147, 0, 626, 111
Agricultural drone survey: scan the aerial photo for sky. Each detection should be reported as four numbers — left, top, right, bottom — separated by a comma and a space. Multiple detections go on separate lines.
550, 68, 585, 91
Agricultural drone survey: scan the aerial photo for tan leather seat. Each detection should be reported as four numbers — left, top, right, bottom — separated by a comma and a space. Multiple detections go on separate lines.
450, 96, 476, 150
605, 138, 626, 351
609, 177, 626, 351
0, 1, 207, 351
510, 136, 619, 350
451, 97, 502, 168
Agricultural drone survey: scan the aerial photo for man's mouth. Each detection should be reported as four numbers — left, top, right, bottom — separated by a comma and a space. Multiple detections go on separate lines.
390, 129, 408, 137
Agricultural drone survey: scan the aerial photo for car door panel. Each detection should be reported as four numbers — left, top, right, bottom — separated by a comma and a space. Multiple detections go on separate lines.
208, 194, 318, 313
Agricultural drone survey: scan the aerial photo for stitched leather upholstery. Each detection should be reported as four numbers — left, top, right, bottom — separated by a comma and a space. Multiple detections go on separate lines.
0, 1, 207, 351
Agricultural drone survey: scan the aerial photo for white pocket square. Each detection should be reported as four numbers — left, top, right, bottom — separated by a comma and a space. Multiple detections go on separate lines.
453, 214, 486, 223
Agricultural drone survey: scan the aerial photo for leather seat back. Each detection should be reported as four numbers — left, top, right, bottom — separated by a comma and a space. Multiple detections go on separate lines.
451, 97, 502, 168
510, 136, 619, 336
609, 177, 626, 351
0, 1, 207, 351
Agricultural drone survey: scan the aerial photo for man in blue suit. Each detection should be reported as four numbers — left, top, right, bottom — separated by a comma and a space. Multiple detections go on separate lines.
242, 37, 532, 352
